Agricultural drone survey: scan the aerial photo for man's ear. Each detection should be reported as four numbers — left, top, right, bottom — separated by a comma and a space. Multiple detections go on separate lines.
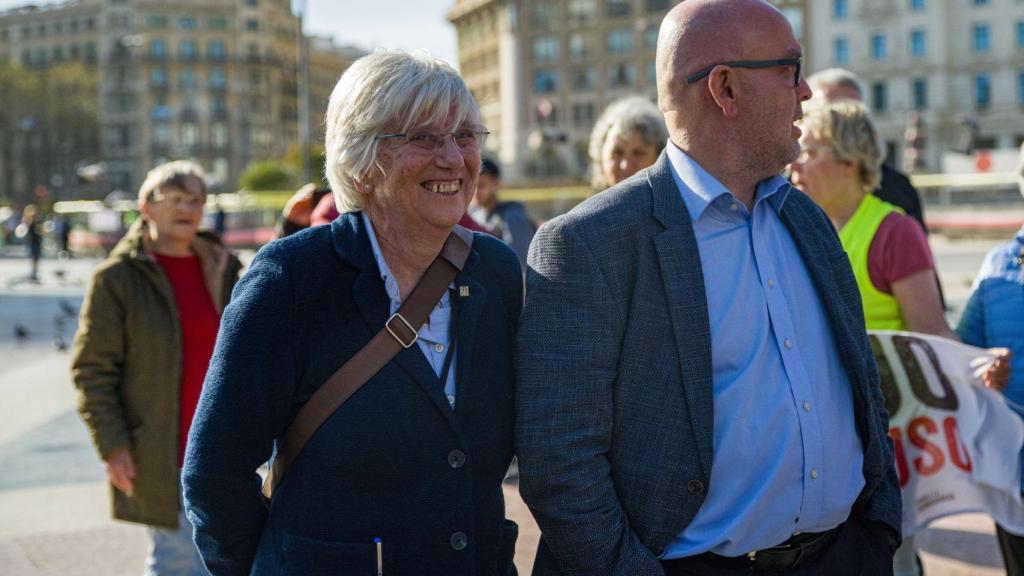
708, 67, 740, 119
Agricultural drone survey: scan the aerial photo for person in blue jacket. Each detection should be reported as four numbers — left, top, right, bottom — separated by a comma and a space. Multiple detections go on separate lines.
182, 50, 522, 576
957, 142, 1024, 575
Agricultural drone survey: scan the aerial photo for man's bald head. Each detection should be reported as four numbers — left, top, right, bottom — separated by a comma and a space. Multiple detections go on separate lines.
657, 0, 791, 114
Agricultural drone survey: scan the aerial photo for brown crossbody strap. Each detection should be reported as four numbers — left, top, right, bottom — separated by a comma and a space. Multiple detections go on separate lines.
262, 227, 474, 498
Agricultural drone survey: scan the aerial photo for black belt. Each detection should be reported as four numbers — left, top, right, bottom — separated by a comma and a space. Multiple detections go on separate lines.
662, 525, 840, 572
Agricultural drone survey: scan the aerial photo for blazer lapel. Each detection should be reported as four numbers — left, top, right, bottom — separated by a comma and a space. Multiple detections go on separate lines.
647, 155, 715, 480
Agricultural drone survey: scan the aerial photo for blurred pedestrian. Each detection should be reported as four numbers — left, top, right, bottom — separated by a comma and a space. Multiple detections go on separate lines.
55, 213, 72, 258
71, 160, 242, 575
212, 197, 227, 239
183, 50, 522, 575
516, 1, 900, 574
471, 158, 536, 268
275, 182, 332, 238
957, 142, 1024, 575
19, 204, 43, 282
587, 95, 668, 191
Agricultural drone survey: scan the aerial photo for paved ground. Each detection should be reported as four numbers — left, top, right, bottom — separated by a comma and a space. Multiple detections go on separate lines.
0, 226, 1018, 575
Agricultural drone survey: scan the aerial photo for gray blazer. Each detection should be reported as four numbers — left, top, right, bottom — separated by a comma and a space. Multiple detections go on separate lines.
515, 153, 901, 575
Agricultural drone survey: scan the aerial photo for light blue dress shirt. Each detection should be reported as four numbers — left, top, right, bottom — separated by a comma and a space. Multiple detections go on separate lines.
363, 213, 457, 410
661, 144, 865, 558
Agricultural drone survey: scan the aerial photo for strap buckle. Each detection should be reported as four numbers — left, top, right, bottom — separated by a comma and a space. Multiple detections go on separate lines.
386, 313, 418, 349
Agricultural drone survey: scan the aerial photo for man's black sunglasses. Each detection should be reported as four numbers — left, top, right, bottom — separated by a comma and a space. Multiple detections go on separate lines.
685, 57, 803, 87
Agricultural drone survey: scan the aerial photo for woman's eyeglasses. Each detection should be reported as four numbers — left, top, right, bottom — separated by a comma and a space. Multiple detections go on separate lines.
376, 127, 490, 154
686, 57, 803, 87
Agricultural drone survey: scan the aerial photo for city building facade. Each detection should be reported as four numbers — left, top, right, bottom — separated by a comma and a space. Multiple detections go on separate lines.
447, 0, 808, 184
0, 0, 303, 201
807, 0, 1024, 172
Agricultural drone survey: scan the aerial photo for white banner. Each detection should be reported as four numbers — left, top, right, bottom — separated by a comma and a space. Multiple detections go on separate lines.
869, 331, 1024, 537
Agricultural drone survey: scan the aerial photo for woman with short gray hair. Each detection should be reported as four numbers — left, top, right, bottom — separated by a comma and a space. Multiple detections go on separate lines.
588, 96, 668, 191
183, 50, 523, 575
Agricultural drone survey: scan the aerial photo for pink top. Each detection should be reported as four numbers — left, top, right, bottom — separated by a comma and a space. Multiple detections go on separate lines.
867, 211, 934, 295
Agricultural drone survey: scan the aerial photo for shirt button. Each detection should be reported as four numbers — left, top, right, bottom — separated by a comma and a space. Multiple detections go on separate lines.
810, 468, 819, 480
450, 531, 468, 550
784, 339, 793, 349
730, 203, 739, 211
803, 401, 811, 412
447, 449, 466, 469
687, 479, 705, 495
767, 279, 775, 287
434, 343, 445, 353
447, 394, 456, 406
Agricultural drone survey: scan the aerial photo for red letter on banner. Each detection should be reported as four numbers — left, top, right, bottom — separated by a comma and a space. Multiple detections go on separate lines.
909, 416, 944, 476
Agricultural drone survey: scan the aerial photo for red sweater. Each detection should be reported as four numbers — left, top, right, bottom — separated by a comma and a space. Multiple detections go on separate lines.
154, 253, 221, 467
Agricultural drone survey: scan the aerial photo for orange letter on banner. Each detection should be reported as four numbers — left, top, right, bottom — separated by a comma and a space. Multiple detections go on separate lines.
908, 416, 944, 476
890, 427, 910, 488
943, 417, 973, 473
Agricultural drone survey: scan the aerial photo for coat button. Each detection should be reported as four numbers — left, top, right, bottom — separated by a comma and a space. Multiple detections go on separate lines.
450, 531, 468, 550
687, 479, 704, 495
447, 449, 466, 469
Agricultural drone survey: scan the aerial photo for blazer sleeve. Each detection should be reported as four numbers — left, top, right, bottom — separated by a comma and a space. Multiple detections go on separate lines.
515, 219, 664, 575
182, 245, 300, 575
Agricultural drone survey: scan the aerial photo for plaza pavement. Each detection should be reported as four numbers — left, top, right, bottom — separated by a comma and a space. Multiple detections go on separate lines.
0, 226, 1018, 575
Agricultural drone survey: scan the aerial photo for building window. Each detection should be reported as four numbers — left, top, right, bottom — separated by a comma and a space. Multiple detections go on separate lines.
973, 24, 990, 52
208, 17, 228, 30
245, 0, 259, 5
567, 0, 596, 26
646, 62, 656, 85
872, 81, 887, 113
608, 63, 635, 88
645, 24, 659, 50
208, 40, 226, 60
571, 66, 596, 90
910, 30, 926, 57
912, 78, 927, 110
972, 0, 989, 5
834, 37, 849, 64
533, 37, 559, 62
871, 33, 886, 60
70, 44, 79, 59
606, 0, 631, 18
1019, 71, 1024, 106
84, 42, 96, 62
569, 33, 589, 60
533, 69, 558, 94
53, 22, 63, 34
150, 67, 168, 88
52, 46, 64, 61
211, 123, 229, 148
975, 74, 991, 110
153, 123, 171, 145
181, 68, 197, 88
246, 19, 259, 32
909, 0, 924, 10
530, 2, 558, 30
834, 0, 848, 20
86, 17, 95, 30
210, 68, 226, 89
180, 40, 197, 60
608, 29, 634, 55
179, 16, 197, 30
1018, 21, 1024, 48
150, 39, 167, 60
212, 96, 227, 115
181, 123, 199, 147
69, 20, 78, 33
147, 15, 168, 29
647, 0, 670, 10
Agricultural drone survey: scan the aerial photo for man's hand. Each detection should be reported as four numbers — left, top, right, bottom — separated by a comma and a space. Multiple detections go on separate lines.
104, 447, 136, 496
984, 348, 1012, 393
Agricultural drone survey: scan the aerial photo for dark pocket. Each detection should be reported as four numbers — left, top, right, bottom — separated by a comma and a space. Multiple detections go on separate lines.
498, 519, 519, 576
283, 533, 394, 576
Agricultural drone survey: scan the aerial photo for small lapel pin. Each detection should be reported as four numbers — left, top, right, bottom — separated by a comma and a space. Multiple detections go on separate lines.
458, 285, 470, 298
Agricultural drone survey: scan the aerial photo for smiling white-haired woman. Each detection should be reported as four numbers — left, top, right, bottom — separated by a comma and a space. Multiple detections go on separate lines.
183, 50, 523, 575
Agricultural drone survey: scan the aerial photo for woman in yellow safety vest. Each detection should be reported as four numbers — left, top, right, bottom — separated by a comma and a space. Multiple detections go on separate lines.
791, 100, 951, 337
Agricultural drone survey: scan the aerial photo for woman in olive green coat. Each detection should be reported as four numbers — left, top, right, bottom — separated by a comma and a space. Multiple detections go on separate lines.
72, 160, 242, 575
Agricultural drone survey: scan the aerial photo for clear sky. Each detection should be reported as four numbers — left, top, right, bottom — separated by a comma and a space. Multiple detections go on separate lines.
0, 0, 459, 66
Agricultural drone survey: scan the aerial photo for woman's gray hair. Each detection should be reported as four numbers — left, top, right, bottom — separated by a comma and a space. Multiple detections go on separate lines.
324, 50, 482, 213
587, 96, 667, 190
799, 100, 883, 193
137, 160, 207, 207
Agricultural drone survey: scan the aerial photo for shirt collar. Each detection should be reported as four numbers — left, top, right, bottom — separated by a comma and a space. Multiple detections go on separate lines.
361, 212, 451, 312
666, 139, 792, 220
